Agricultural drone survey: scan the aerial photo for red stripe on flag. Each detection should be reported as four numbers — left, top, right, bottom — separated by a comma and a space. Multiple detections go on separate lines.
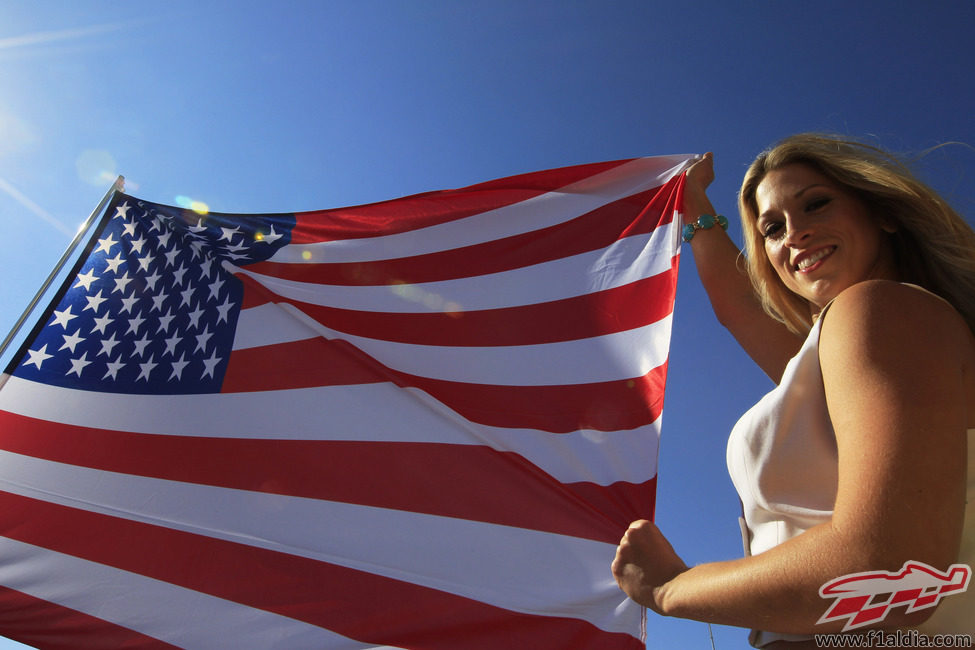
0, 410, 653, 543
288, 159, 632, 243
275, 265, 677, 346
0, 492, 644, 650
224, 335, 386, 387
253, 186, 673, 286
0, 585, 177, 650
221, 339, 668, 433
404, 363, 668, 433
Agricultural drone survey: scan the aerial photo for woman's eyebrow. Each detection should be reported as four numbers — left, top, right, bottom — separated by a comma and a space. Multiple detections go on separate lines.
757, 183, 830, 222
794, 183, 829, 198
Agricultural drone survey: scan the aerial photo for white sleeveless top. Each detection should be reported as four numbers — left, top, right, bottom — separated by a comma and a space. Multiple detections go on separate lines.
727, 314, 975, 646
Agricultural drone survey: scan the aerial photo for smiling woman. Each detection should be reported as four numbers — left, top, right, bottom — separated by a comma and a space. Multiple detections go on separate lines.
612, 134, 975, 647
739, 135, 975, 338
751, 163, 900, 313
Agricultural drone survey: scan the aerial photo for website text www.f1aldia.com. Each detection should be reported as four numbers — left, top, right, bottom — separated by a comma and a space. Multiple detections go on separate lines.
815, 630, 973, 647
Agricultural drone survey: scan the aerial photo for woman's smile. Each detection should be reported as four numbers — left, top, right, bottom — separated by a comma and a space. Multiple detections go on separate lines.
755, 163, 899, 309
793, 245, 836, 272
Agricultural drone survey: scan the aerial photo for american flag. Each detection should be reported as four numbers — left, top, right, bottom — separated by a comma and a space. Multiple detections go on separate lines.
0, 155, 693, 649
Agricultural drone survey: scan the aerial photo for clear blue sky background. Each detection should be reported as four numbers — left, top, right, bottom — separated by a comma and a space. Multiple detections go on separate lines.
0, 2, 973, 648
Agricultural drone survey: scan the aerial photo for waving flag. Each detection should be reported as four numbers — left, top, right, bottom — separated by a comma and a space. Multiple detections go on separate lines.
0, 155, 692, 649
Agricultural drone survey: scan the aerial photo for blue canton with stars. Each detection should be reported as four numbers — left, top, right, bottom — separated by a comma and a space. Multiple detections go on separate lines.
11, 194, 295, 394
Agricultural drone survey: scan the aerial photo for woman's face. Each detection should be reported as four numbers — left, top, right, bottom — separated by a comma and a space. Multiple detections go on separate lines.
754, 163, 898, 310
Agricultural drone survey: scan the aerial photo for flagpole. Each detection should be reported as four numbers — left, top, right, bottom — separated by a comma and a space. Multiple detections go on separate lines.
0, 175, 125, 369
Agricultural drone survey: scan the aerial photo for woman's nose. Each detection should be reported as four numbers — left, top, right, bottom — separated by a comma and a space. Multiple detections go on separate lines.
783, 216, 813, 247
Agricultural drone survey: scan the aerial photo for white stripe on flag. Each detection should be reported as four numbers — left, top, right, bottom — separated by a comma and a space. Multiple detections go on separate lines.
0, 537, 400, 650
0, 376, 660, 485
0, 450, 643, 636
269, 156, 693, 264
261, 305, 673, 385
237, 221, 678, 314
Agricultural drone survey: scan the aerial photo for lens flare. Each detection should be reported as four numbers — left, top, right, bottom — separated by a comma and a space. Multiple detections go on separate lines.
390, 282, 463, 315
174, 195, 209, 214
76, 150, 117, 187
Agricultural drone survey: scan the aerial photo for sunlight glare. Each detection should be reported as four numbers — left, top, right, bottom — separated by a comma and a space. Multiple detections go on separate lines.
75, 150, 117, 187
0, 175, 72, 236
174, 195, 210, 215
389, 281, 463, 315
0, 107, 35, 155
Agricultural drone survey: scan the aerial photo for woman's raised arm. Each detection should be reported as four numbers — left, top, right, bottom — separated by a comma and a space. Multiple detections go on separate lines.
682, 153, 802, 382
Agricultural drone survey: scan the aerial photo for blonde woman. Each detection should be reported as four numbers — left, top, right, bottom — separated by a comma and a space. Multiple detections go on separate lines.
612, 135, 975, 647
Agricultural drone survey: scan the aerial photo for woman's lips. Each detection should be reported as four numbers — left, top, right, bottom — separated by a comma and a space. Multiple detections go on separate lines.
794, 246, 836, 272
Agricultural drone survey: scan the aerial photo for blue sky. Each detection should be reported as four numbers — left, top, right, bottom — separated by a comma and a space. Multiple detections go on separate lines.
0, 2, 973, 648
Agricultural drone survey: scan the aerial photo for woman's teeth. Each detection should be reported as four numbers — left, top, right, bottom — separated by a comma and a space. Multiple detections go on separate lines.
796, 247, 835, 271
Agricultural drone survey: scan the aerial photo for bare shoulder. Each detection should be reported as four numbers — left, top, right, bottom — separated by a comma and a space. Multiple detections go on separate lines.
822, 280, 971, 347
820, 280, 975, 393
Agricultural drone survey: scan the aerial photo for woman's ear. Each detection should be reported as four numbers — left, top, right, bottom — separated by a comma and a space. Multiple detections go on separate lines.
874, 213, 898, 233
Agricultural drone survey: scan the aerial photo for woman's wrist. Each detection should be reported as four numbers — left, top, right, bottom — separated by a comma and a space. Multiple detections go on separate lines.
682, 189, 716, 225
650, 567, 688, 617
682, 213, 729, 242
682, 153, 715, 225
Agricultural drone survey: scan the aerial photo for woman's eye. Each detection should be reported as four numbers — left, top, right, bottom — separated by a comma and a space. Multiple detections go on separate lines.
761, 222, 784, 239
806, 197, 831, 212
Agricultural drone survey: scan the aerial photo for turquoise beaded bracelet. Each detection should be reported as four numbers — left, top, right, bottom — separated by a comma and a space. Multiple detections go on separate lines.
682, 214, 728, 242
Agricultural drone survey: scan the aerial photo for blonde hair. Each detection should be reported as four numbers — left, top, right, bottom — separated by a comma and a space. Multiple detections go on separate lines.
738, 133, 975, 335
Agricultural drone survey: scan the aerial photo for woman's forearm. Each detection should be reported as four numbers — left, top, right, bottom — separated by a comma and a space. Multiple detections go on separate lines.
682, 187, 801, 381
656, 521, 932, 634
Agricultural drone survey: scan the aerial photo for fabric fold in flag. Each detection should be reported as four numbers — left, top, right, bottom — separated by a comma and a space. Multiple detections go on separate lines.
0, 154, 694, 649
